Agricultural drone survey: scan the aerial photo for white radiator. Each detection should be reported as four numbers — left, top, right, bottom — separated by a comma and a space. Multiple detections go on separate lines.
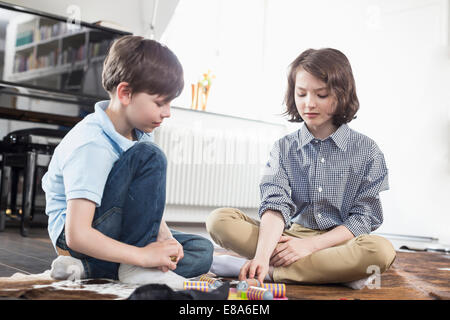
154, 124, 280, 209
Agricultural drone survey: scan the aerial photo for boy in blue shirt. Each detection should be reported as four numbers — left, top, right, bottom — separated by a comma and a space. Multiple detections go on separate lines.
42, 35, 213, 281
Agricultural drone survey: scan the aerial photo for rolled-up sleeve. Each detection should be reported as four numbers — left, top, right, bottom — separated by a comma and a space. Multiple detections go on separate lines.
258, 140, 297, 228
343, 151, 389, 237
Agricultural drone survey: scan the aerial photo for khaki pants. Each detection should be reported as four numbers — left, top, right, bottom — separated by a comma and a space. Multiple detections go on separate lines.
206, 207, 396, 284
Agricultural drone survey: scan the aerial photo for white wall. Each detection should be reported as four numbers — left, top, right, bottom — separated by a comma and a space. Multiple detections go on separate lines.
161, 0, 271, 122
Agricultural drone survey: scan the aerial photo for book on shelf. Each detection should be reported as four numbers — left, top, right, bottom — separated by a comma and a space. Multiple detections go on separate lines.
89, 40, 110, 58
14, 49, 59, 72
16, 22, 85, 47
62, 44, 86, 64
14, 52, 34, 72
13, 40, 110, 73
16, 30, 34, 47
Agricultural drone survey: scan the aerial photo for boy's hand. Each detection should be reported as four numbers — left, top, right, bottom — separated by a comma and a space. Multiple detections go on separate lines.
156, 221, 184, 271
139, 239, 181, 270
157, 239, 184, 272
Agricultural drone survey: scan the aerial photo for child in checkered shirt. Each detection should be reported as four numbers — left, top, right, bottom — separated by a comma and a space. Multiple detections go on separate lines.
206, 48, 396, 289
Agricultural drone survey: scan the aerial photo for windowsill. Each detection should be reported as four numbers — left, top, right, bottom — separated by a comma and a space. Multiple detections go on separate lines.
171, 105, 286, 127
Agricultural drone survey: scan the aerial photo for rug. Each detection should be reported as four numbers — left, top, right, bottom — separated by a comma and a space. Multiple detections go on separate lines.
0, 270, 139, 300
0, 251, 449, 300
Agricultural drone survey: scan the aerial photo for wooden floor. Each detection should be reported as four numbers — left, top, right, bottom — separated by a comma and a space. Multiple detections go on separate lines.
282, 251, 450, 300
215, 249, 450, 300
1, 225, 449, 300
0, 226, 56, 277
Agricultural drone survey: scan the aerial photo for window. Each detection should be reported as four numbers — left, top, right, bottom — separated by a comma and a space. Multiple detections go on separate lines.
161, 0, 276, 121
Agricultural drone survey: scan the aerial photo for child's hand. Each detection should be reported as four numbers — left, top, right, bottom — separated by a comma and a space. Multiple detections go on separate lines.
158, 239, 184, 272
270, 236, 315, 267
238, 257, 270, 285
173, 239, 184, 263
139, 239, 181, 270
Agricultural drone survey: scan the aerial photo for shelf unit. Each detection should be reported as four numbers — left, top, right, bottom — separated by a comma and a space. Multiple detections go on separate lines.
4, 15, 115, 93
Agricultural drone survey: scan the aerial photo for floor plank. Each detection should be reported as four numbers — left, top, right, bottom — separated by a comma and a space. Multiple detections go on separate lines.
0, 262, 30, 275
0, 248, 51, 275
0, 242, 56, 262
0, 227, 55, 277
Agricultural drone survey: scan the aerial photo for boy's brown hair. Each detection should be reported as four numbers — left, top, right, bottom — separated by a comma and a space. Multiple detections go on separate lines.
102, 35, 184, 102
283, 48, 359, 126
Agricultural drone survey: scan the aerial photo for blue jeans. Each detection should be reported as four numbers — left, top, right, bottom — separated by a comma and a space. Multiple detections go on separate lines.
56, 142, 214, 280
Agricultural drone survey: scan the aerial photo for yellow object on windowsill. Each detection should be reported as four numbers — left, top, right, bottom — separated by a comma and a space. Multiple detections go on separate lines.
191, 70, 215, 111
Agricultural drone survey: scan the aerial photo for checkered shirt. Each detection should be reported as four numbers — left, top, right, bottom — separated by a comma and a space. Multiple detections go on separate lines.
259, 123, 389, 237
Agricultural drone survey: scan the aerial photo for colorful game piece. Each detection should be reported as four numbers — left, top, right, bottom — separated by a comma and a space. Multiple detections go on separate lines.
237, 280, 286, 298
199, 274, 223, 288
236, 279, 261, 290
261, 283, 286, 298
228, 288, 247, 300
183, 281, 211, 292
243, 286, 273, 300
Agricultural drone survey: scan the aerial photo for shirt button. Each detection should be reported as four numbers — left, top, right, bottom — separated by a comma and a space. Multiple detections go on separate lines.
321, 158, 325, 163
318, 186, 323, 192
318, 213, 322, 218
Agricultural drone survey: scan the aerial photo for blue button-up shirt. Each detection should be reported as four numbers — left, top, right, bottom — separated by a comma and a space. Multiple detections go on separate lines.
42, 100, 153, 250
258, 123, 389, 237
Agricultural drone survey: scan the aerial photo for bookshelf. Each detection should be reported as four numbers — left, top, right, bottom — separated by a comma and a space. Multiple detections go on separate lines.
4, 15, 115, 93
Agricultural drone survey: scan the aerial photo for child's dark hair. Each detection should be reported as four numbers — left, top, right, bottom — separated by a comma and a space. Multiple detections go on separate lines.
102, 35, 184, 103
283, 48, 359, 126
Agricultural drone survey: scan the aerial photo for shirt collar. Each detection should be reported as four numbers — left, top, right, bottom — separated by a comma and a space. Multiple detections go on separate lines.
297, 123, 350, 151
94, 100, 144, 152
298, 123, 316, 149
329, 123, 350, 151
